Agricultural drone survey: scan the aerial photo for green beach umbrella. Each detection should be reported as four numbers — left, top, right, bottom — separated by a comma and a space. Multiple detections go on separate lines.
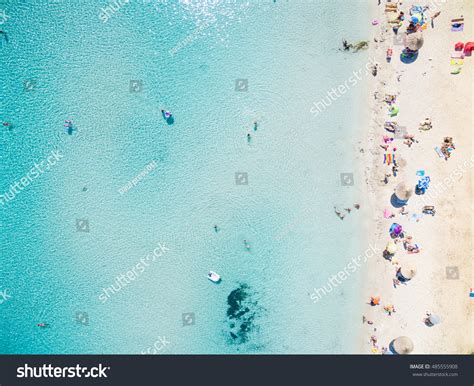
390, 105, 399, 117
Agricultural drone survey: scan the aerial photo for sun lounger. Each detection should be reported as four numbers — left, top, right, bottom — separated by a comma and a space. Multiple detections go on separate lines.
451, 18, 464, 32
434, 146, 444, 158
451, 52, 465, 59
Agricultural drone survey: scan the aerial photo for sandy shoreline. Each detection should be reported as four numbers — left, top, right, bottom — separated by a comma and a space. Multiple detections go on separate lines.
357, 0, 473, 354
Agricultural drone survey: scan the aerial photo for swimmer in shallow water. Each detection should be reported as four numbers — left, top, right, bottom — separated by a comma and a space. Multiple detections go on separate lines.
244, 239, 251, 251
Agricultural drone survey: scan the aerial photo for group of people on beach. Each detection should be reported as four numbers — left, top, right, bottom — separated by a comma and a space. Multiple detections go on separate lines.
334, 204, 360, 220
363, 0, 451, 354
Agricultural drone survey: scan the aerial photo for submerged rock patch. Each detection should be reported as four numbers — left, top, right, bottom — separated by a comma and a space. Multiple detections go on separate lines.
226, 283, 261, 345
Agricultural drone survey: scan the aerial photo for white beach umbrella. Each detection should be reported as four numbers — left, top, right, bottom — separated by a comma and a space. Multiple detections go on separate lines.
404, 31, 424, 51
400, 264, 417, 280
395, 182, 413, 201
393, 336, 414, 354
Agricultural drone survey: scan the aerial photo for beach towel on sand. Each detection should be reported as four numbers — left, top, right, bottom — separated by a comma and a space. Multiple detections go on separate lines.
384, 153, 395, 165
450, 58, 464, 65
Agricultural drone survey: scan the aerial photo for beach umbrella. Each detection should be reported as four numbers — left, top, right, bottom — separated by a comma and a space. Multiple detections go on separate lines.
417, 176, 431, 190
400, 264, 417, 280
428, 314, 441, 325
389, 105, 399, 117
386, 241, 397, 254
404, 31, 424, 51
389, 223, 403, 236
396, 157, 407, 168
395, 182, 413, 201
393, 336, 414, 354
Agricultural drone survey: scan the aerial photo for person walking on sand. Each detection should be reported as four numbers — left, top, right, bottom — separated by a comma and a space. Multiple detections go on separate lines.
244, 239, 251, 251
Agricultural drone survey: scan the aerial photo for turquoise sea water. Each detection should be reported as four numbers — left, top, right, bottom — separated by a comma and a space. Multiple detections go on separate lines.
1, 0, 372, 354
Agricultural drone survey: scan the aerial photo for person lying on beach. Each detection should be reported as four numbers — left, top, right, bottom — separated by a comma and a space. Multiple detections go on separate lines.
403, 134, 417, 147
392, 165, 399, 177
407, 243, 420, 254
370, 335, 378, 346
384, 121, 397, 133
384, 304, 395, 316
371, 64, 379, 77
407, 22, 417, 33
382, 174, 391, 185
399, 206, 408, 215
419, 118, 432, 130
441, 138, 455, 160
403, 235, 413, 248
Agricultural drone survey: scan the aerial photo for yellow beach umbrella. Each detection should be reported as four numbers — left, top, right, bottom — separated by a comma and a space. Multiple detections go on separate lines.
386, 241, 397, 254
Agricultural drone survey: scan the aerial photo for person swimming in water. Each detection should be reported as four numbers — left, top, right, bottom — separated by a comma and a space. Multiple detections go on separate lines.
161, 109, 172, 118
214, 225, 219, 233
247, 133, 251, 143
253, 121, 258, 131
244, 239, 250, 251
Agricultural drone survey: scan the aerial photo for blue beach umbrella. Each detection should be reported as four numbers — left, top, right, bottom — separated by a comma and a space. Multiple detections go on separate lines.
417, 176, 431, 191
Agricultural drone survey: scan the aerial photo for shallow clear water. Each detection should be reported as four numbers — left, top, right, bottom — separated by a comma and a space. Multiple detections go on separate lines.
1, 0, 371, 354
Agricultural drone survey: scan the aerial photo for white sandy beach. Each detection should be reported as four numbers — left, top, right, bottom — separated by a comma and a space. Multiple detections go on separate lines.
358, 0, 473, 354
